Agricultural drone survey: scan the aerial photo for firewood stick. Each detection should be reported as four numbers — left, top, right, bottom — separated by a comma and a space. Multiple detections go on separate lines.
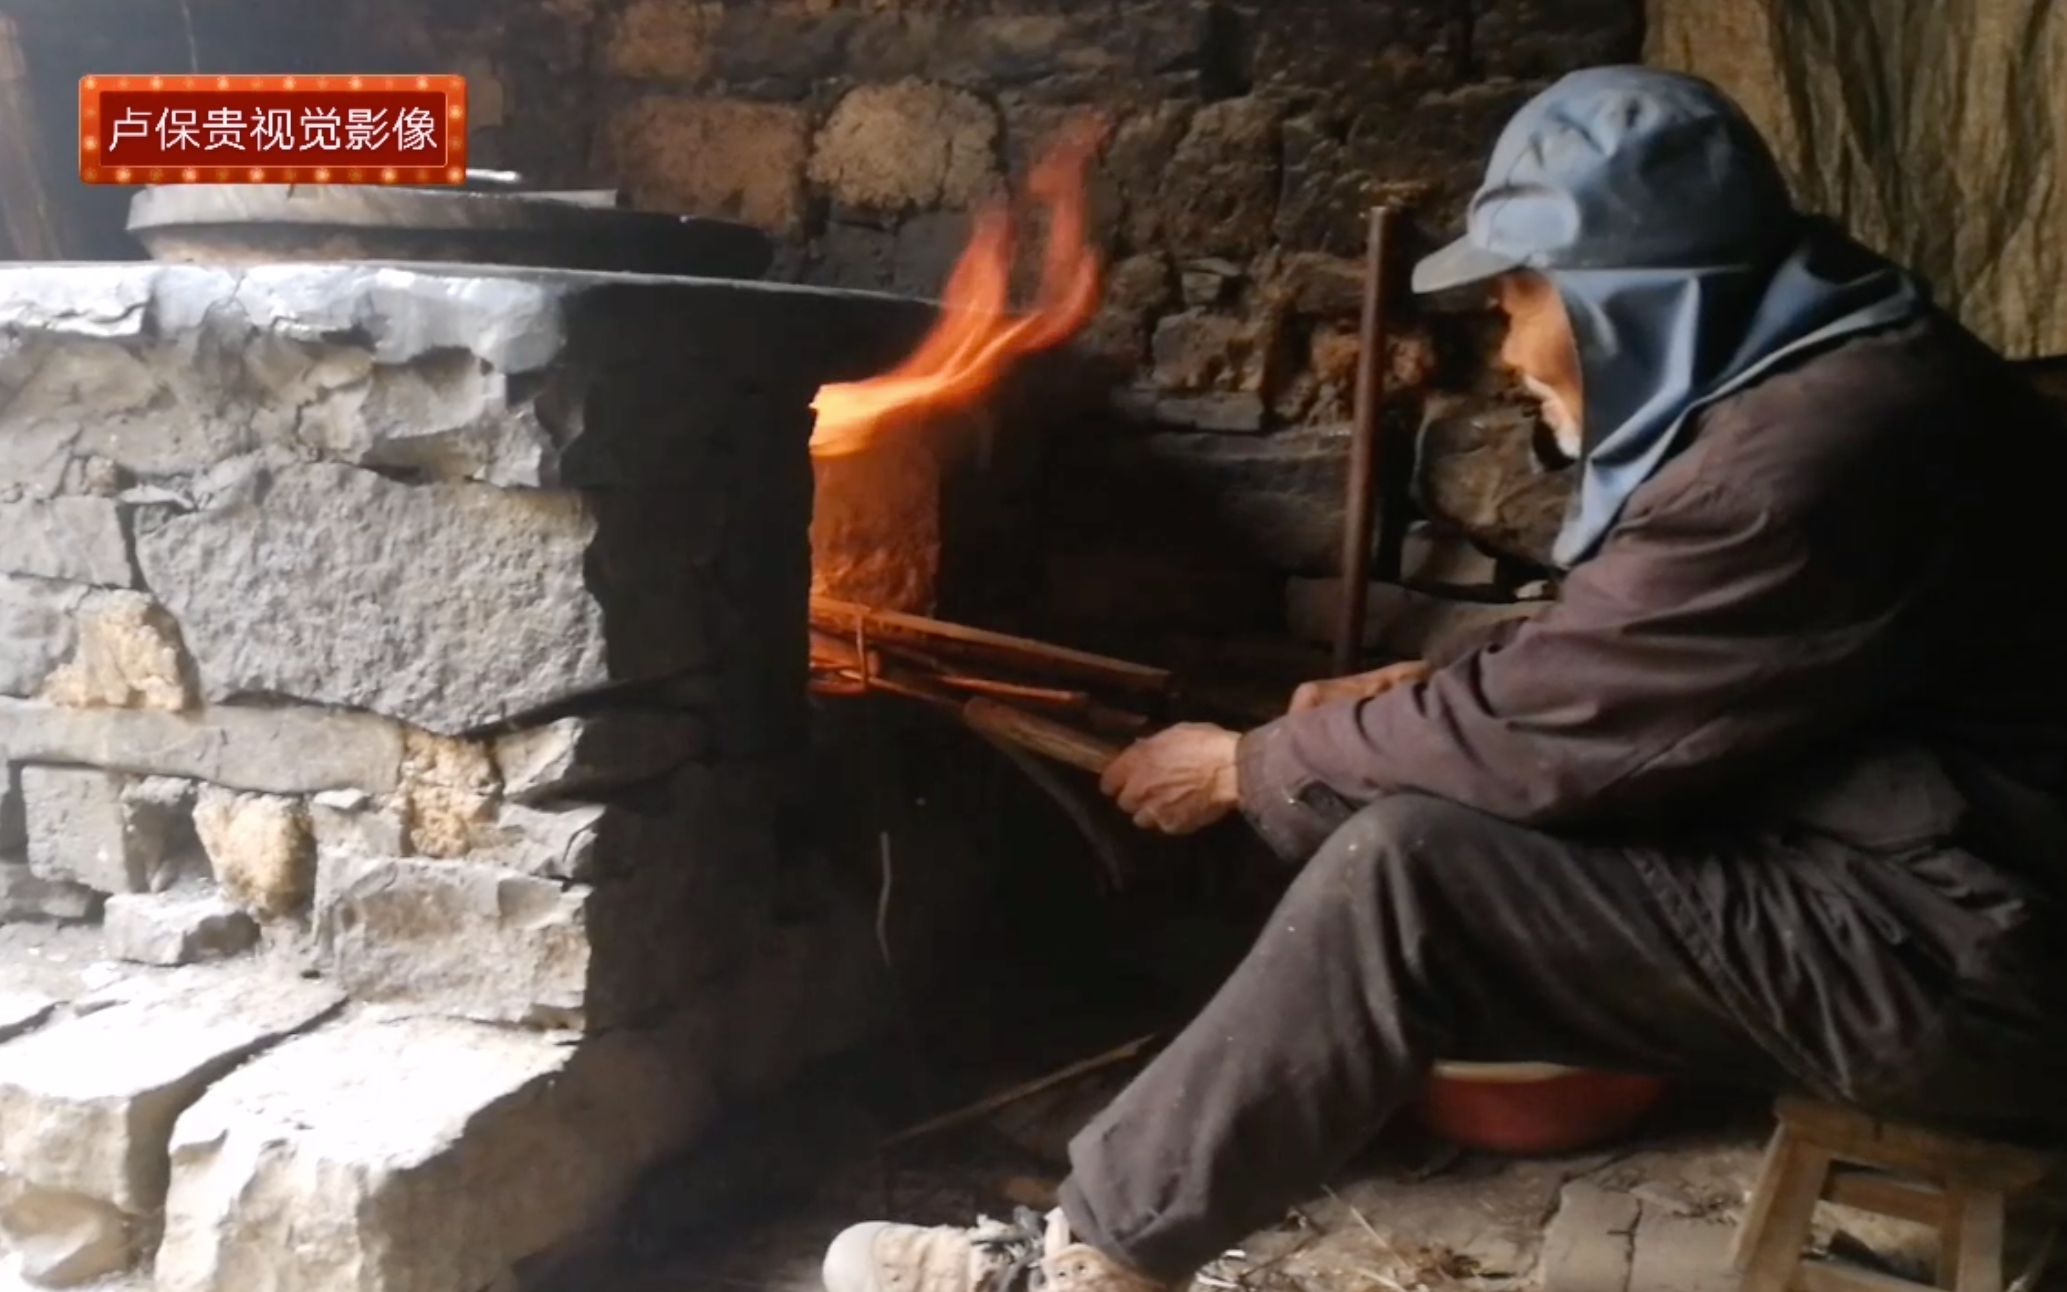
931, 674, 1091, 710
1084, 704, 1152, 736
815, 630, 1082, 707
877, 1032, 1161, 1150
815, 627, 954, 677
812, 641, 1141, 773
828, 666, 1135, 774
962, 697, 1124, 774
818, 632, 1089, 711
864, 637, 954, 675
810, 597, 1171, 697
820, 662, 964, 713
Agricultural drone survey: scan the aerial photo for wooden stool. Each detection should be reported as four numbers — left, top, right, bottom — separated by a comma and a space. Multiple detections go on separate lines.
1732, 1096, 2058, 1292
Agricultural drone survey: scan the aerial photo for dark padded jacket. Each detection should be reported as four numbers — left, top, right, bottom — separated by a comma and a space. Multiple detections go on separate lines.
1238, 314, 2067, 891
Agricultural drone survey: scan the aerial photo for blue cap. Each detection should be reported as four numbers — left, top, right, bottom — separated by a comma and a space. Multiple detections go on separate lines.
1412, 67, 1798, 293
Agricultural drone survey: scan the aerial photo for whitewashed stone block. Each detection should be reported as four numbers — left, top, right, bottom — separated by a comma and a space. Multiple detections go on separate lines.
0, 972, 340, 1224
103, 894, 258, 966
156, 1015, 703, 1292
21, 768, 152, 896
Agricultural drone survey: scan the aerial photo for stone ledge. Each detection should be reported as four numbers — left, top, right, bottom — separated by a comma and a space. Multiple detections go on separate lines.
0, 969, 342, 1285
0, 971, 342, 1212
0, 699, 405, 796
156, 1013, 708, 1292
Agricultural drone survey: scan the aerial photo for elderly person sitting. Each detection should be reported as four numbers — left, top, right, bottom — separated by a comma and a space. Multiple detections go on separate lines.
822, 65, 2067, 1292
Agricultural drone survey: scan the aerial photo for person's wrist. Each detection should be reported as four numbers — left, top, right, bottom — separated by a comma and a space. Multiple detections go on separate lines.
1213, 729, 1242, 807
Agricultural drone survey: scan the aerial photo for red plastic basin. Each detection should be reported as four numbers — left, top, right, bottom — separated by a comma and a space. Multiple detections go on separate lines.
1414, 1062, 1668, 1156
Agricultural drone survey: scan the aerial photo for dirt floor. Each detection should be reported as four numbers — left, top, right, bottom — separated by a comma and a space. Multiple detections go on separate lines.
538, 1037, 2065, 1292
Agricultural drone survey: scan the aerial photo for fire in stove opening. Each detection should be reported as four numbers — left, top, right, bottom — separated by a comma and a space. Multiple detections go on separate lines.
808, 119, 1107, 459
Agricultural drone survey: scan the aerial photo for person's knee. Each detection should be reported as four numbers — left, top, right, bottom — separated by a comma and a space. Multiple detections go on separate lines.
1304, 792, 1475, 893
1265, 794, 1479, 987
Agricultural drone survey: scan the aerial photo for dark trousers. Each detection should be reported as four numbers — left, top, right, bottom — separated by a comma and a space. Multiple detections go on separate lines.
1057, 794, 2067, 1282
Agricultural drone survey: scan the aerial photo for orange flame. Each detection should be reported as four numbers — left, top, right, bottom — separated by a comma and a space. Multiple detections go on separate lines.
809, 123, 1106, 458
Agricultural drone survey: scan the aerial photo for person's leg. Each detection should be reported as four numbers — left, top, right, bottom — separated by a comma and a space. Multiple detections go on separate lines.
1057, 793, 1899, 1281
826, 790, 2064, 1292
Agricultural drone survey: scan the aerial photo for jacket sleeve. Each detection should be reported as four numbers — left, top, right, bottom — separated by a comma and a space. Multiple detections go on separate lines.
1422, 604, 1540, 669
1237, 456, 1946, 848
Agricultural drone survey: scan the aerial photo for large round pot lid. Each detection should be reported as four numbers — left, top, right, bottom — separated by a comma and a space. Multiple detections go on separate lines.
127, 183, 774, 279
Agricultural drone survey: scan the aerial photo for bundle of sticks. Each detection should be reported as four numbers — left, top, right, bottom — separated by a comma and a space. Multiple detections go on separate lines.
808, 596, 1171, 774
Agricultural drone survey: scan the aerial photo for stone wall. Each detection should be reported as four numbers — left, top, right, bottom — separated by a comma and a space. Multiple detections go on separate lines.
6, 0, 1640, 643
0, 261, 926, 1290
397, 0, 1642, 637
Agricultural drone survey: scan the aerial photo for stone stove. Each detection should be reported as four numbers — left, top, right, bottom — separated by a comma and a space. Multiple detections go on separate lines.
0, 259, 931, 1289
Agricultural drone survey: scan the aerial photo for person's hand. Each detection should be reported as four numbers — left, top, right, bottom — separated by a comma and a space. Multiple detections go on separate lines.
1099, 723, 1241, 835
1288, 659, 1431, 715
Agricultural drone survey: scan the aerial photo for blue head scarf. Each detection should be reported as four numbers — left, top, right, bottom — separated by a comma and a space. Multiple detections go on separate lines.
1412, 67, 1928, 567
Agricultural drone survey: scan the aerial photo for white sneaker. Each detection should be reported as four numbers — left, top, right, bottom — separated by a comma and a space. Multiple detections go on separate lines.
822, 1206, 1166, 1292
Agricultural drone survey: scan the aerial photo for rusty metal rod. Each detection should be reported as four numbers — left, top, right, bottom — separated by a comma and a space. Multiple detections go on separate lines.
1334, 206, 1393, 676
